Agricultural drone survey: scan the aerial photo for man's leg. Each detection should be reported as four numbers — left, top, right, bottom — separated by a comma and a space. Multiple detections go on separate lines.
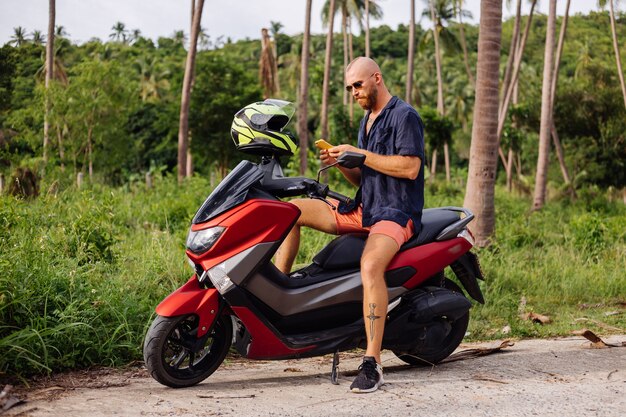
350, 233, 400, 393
274, 198, 338, 274
360, 234, 400, 363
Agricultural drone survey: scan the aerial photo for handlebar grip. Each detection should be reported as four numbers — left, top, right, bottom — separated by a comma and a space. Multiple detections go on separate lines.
327, 190, 352, 206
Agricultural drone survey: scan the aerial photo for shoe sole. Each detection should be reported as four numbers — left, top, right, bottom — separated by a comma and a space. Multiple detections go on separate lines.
350, 378, 385, 393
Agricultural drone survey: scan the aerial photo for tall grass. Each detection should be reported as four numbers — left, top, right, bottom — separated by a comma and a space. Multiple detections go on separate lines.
1, 174, 624, 381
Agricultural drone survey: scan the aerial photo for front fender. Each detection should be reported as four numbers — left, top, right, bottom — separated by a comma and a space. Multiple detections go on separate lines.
155, 275, 221, 337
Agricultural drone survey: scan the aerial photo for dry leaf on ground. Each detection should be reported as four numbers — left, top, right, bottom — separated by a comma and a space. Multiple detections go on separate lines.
520, 312, 552, 324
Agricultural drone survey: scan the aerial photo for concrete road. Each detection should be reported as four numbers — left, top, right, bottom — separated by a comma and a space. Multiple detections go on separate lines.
6, 336, 626, 417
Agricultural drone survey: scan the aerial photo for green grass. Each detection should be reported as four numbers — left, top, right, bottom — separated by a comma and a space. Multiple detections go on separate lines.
1, 174, 624, 382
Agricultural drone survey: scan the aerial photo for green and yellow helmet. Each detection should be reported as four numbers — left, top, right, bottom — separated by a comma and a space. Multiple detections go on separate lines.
231, 99, 298, 156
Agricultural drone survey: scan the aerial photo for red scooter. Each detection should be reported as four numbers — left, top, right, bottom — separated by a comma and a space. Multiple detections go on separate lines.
143, 152, 484, 388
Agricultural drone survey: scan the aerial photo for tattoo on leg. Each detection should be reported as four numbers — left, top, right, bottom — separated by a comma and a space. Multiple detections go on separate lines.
367, 303, 381, 342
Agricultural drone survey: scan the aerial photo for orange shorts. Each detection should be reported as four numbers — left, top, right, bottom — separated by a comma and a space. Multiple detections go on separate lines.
328, 199, 414, 249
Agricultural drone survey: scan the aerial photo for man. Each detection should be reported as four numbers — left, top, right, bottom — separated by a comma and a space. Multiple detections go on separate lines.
275, 57, 424, 393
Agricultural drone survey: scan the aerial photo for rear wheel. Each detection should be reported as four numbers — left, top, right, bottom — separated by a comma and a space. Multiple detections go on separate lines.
143, 314, 232, 388
393, 279, 469, 366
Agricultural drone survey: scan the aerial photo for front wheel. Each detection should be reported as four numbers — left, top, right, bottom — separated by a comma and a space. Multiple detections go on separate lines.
143, 314, 232, 388
394, 279, 470, 366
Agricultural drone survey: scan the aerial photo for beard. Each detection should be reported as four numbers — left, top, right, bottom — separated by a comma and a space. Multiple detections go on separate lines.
357, 87, 378, 110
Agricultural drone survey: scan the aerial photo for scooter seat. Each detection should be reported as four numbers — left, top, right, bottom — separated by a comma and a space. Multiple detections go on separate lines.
312, 233, 367, 270
400, 208, 461, 251
311, 208, 461, 271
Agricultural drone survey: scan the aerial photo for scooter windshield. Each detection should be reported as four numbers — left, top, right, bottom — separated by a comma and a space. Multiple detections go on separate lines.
192, 161, 264, 224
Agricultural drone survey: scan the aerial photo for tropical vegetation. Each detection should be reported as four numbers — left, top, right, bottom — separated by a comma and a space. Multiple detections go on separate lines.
1, 1, 625, 381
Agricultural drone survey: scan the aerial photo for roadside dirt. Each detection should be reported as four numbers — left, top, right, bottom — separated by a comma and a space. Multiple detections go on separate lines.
4, 335, 625, 417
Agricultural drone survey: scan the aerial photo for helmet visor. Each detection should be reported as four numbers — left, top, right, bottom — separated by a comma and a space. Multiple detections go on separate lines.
263, 99, 296, 126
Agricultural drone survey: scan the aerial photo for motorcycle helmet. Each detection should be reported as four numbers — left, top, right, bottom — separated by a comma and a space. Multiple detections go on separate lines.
231, 99, 298, 156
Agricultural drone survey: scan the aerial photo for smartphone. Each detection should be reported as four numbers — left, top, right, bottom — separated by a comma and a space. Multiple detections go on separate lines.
315, 139, 334, 150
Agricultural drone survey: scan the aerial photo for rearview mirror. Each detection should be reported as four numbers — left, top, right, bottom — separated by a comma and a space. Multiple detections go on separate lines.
337, 152, 366, 169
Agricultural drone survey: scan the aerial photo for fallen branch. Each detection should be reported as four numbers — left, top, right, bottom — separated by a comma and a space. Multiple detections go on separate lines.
572, 329, 626, 348
442, 340, 515, 363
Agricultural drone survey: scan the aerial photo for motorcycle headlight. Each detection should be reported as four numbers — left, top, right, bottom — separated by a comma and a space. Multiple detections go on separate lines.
186, 226, 225, 255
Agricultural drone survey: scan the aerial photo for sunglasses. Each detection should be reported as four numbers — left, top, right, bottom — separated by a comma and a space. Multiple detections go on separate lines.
345, 72, 377, 93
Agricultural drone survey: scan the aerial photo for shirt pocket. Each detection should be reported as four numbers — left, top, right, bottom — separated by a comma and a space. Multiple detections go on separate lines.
373, 127, 394, 155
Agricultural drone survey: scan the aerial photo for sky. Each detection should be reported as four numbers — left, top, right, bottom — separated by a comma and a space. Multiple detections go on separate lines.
0, 0, 602, 46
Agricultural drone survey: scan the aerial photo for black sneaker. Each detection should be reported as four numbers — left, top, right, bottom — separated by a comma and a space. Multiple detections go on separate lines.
350, 356, 384, 393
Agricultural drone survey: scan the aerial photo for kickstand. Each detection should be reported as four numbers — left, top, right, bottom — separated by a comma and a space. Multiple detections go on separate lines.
331, 350, 340, 385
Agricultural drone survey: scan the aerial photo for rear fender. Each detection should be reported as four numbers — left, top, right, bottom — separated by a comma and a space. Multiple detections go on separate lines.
155, 276, 221, 337
450, 252, 485, 304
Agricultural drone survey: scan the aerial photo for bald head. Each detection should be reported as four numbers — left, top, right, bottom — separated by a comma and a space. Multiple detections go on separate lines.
345, 57, 391, 112
346, 57, 381, 76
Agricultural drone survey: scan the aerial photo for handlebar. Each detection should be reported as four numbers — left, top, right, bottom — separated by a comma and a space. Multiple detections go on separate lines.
327, 190, 352, 206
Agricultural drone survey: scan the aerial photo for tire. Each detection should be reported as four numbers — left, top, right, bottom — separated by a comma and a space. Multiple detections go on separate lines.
143, 314, 232, 388
393, 279, 470, 366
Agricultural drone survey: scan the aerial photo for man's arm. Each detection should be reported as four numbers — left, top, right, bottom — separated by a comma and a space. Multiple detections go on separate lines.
328, 144, 421, 181
320, 149, 362, 186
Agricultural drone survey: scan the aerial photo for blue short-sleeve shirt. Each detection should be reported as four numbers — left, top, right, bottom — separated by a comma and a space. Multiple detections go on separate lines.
339, 96, 425, 234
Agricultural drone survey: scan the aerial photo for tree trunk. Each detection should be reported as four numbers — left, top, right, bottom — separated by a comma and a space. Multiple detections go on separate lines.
497, 0, 536, 139
406, 0, 415, 105
347, 15, 354, 124
298, 0, 312, 175
497, 0, 537, 170
260, 28, 278, 98
365, 0, 370, 58
463, 0, 503, 247
186, 136, 194, 177
177, 0, 204, 184
506, 147, 514, 192
430, 1, 445, 116
444, 141, 451, 182
320, 0, 336, 142
342, 7, 349, 107
500, 0, 522, 106
608, 0, 626, 109
532, 0, 557, 211
43, 0, 55, 166
87, 125, 93, 180
457, 0, 475, 88
56, 125, 65, 171
549, 0, 575, 199
429, 0, 450, 182
430, 149, 437, 184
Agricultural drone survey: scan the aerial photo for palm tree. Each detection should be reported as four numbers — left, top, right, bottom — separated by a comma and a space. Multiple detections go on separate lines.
109, 21, 128, 43
299, 0, 313, 174
31, 30, 45, 46
532, 0, 557, 211
406, 0, 416, 105
43, 0, 55, 166
320, 0, 336, 143
497, 0, 537, 177
365, 0, 370, 57
260, 28, 279, 98
10, 27, 29, 47
598, 0, 626, 109
129, 29, 142, 44
463, 0, 503, 247
452, 0, 475, 87
55, 25, 68, 39
269, 21, 283, 95
178, 0, 205, 183
323, 0, 382, 122
550, 0, 575, 199
426, 0, 449, 182
172, 30, 187, 47
135, 57, 171, 102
